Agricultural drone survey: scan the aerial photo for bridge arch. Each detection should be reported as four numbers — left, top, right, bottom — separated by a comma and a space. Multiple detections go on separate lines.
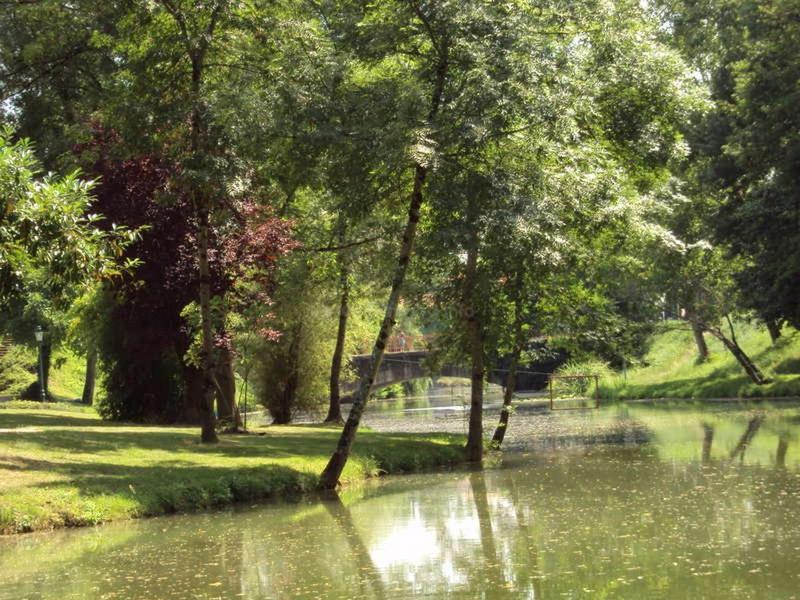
344, 350, 566, 394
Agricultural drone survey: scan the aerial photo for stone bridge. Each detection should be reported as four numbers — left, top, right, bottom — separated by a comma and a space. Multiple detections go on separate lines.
345, 349, 566, 394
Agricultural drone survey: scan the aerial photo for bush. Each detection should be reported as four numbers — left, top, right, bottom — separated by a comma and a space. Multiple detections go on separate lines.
0, 345, 37, 397
553, 359, 613, 398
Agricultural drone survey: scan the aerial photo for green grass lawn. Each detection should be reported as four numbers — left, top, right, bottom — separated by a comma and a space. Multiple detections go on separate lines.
0, 403, 465, 535
601, 321, 800, 400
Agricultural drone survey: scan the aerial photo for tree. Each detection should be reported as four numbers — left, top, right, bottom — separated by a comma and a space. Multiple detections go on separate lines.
319, 0, 455, 487
0, 128, 136, 396
658, 0, 800, 330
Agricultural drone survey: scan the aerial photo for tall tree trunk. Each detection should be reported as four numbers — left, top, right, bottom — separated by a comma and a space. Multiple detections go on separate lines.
704, 317, 769, 385
492, 270, 525, 447
766, 319, 782, 344
326, 224, 349, 424
81, 350, 97, 405
464, 222, 484, 462
196, 205, 219, 442
158, 1, 225, 442
215, 345, 242, 430
191, 52, 218, 443
319, 42, 449, 490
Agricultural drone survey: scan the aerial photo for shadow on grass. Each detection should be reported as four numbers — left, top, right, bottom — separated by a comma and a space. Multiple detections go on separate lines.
0, 410, 463, 460
0, 411, 114, 428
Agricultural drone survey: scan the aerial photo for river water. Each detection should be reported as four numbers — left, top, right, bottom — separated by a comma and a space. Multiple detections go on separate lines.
2, 402, 800, 599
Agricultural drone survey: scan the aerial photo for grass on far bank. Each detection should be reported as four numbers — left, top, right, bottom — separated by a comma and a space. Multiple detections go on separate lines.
0, 402, 465, 535
600, 321, 800, 400
0, 346, 94, 401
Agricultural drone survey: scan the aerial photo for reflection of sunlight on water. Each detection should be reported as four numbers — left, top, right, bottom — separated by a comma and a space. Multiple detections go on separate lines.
370, 492, 482, 588
370, 504, 439, 571
5, 404, 800, 599
444, 512, 481, 541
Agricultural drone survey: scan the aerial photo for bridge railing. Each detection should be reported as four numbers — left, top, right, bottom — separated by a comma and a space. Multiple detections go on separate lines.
354, 333, 433, 354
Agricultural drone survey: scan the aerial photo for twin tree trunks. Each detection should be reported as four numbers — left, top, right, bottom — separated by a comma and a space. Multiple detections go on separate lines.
686, 311, 770, 385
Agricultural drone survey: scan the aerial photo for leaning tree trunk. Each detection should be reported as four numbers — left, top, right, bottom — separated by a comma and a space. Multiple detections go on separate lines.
492, 271, 525, 447
215, 345, 242, 430
464, 223, 485, 463
326, 226, 350, 424
81, 350, 97, 405
319, 165, 428, 488
319, 44, 449, 490
705, 317, 769, 385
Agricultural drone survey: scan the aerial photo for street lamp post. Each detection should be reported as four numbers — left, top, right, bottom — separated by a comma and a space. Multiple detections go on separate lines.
34, 326, 46, 402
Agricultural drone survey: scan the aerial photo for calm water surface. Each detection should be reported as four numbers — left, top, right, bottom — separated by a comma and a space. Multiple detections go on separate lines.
2, 403, 800, 599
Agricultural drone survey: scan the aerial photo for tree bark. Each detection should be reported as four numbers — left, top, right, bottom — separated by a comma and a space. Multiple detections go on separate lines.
160, 0, 224, 442
464, 221, 484, 462
319, 165, 428, 488
691, 321, 709, 362
325, 223, 349, 424
766, 319, 782, 344
215, 345, 242, 430
694, 316, 769, 385
81, 350, 97, 405
196, 204, 219, 442
719, 334, 768, 384
319, 38, 449, 490
492, 271, 525, 447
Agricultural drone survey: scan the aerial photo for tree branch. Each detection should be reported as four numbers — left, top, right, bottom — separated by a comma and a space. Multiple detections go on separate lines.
300, 234, 384, 253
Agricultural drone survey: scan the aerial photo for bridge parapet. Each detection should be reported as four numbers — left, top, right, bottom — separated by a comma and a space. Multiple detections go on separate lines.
344, 349, 566, 394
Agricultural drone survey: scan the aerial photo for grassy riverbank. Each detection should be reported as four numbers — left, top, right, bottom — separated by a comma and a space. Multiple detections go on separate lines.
600, 322, 800, 400
0, 403, 465, 535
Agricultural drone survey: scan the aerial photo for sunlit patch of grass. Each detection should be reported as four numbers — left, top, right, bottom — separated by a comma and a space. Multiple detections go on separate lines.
601, 322, 800, 400
0, 408, 464, 534
0, 345, 100, 402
